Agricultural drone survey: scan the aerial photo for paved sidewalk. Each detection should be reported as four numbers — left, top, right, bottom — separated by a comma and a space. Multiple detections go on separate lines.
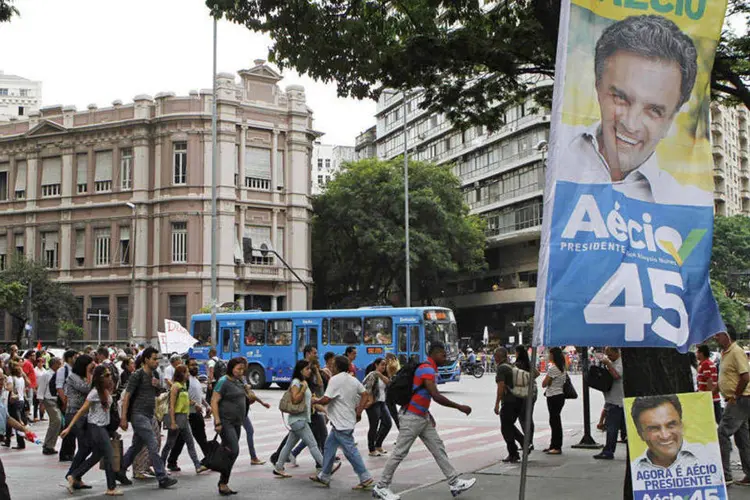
403, 430, 750, 500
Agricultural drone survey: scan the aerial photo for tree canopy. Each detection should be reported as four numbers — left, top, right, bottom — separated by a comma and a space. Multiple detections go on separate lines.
0, 1, 17, 23
0, 257, 78, 344
312, 158, 486, 308
711, 215, 750, 333
207, 0, 750, 130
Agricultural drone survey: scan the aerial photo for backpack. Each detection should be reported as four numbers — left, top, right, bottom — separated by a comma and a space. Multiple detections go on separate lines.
386, 360, 424, 407
510, 366, 530, 398
50, 365, 69, 407
212, 358, 227, 382
155, 392, 170, 422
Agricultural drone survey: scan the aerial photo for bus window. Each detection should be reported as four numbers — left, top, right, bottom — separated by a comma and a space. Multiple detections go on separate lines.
232, 329, 241, 353
410, 326, 420, 353
244, 320, 265, 346
331, 318, 362, 345
322, 319, 329, 345
398, 326, 407, 352
270, 319, 293, 346
221, 327, 231, 352
194, 321, 211, 345
297, 327, 306, 352
364, 317, 393, 345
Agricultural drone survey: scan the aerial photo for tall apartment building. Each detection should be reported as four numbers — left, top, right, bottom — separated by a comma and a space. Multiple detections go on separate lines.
0, 61, 317, 345
712, 102, 750, 216
374, 90, 549, 341
0, 71, 42, 122
311, 141, 355, 195
355, 126, 377, 160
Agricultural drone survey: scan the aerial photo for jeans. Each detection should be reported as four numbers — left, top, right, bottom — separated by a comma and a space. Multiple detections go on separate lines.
500, 400, 524, 457
292, 412, 328, 458
60, 409, 77, 459
66, 415, 91, 479
366, 402, 393, 452
276, 420, 324, 471
168, 412, 209, 464
603, 403, 625, 455
546, 394, 565, 450
161, 414, 201, 470
69, 424, 116, 490
42, 400, 62, 450
713, 400, 723, 425
719, 396, 750, 480
219, 423, 241, 485
514, 397, 535, 449
377, 412, 458, 488
122, 413, 167, 481
318, 428, 371, 484
242, 415, 258, 460
387, 400, 400, 430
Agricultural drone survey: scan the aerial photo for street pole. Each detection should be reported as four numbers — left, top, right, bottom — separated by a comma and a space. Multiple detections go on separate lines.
518, 343, 537, 500
210, 14, 218, 347
97, 309, 102, 346
571, 346, 602, 449
402, 90, 411, 307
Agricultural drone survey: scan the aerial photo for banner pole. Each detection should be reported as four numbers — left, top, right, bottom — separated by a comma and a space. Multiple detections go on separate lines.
518, 343, 537, 500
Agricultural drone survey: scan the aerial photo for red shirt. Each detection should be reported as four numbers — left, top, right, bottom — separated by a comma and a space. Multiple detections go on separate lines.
407, 358, 437, 417
22, 359, 37, 389
697, 359, 719, 402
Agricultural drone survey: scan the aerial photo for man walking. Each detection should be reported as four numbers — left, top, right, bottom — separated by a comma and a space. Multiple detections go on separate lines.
696, 345, 721, 424
594, 347, 626, 460
493, 347, 524, 463
310, 355, 367, 489
120, 347, 177, 489
57, 349, 77, 462
373, 342, 476, 500
715, 328, 750, 486
37, 357, 62, 456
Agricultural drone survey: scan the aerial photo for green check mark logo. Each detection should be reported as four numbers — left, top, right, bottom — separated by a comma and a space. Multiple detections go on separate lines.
659, 229, 707, 267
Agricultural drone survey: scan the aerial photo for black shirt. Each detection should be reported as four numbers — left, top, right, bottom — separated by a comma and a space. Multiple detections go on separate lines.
495, 362, 516, 404
126, 368, 157, 418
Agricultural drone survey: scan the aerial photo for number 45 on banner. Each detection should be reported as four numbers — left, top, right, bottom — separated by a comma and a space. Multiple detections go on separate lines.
583, 263, 688, 347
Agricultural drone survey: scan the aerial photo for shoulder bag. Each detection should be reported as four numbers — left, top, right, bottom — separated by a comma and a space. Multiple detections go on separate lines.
562, 373, 578, 399
278, 384, 306, 415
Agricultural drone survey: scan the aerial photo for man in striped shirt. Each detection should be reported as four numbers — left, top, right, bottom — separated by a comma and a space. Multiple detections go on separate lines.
696, 345, 721, 424
373, 342, 476, 500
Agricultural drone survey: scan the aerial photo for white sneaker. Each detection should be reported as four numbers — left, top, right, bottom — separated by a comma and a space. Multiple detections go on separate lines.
372, 485, 401, 500
450, 478, 476, 497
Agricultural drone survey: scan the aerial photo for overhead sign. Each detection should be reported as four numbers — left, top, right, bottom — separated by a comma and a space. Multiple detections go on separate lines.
534, 0, 726, 350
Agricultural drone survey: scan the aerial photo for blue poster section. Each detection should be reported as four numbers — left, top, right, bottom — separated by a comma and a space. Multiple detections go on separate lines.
544, 182, 724, 350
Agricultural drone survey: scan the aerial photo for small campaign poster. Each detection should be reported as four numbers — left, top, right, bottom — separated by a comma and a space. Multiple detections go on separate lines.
534, 0, 728, 350
625, 392, 727, 500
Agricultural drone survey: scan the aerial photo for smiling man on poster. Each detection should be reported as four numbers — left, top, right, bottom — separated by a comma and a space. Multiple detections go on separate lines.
557, 15, 711, 207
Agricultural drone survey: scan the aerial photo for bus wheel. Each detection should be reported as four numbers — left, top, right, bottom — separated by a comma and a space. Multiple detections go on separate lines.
277, 382, 290, 390
246, 364, 266, 389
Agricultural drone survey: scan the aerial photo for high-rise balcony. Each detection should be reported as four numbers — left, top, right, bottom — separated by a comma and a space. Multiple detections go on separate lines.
484, 201, 543, 244
713, 143, 725, 158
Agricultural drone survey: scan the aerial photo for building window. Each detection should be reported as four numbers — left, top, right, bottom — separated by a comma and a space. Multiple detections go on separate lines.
120, 148, 132, 190
0, 236, 6, 271
171, 222, 187, 263
19, 89, 28, 97
17, 106, 23, 116
0, 89, 7, 96
41, 231, 59, 269
41, 157, 62, 198
245, 226, 273, 265
94, 151, 113, 192
14, 234, 23, 259
89, 296, 110, 339
173, 141, 187, 185
244, 147, 271, 191
0, 164, 7, 201
75, 229, 85, 267
119, 226, 130, 265
317, 175, 324, 186
325, 159, 331, 169
317, 159, 323, 169
116, 297, 129, 340
76, 153, 88, 194
169, 295, 187, 327
14, 160, 26, 200
245, 177, 271, 190
95, 228, 111, 266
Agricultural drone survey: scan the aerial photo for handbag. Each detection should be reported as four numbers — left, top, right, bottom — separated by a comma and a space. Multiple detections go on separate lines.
562, 373, 578, 400
278, 386, 306, 415
100, 436, 122, 472
587, 365, 614, 393
203, 434, 234, 474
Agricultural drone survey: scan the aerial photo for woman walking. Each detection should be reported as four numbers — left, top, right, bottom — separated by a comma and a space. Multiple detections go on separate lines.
160, 365, 208, 474
61, 365, 123, 496
512, 345, 536, 451
363, 358, 392, 456
211, 357, 247, 496
65, 354, 97, 487
542, 347, 567, 455
6, 362, 28, 449
273, 360, 329, 478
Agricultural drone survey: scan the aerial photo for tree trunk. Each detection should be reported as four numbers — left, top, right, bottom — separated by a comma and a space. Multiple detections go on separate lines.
621, 347, 694, 499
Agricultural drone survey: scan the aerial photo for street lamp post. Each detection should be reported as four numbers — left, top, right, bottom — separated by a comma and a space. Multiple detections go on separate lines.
210, 14, 219, 347
402, 90, 411, 307
126, 202, 136, 340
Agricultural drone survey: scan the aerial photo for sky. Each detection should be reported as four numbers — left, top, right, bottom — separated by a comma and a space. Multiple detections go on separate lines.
0, 0, 377, 146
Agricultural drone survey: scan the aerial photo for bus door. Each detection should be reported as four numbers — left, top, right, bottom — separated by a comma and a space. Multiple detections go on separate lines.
295, 319, 321, 360
396, 323, 421, 366
220, 323, 242, 359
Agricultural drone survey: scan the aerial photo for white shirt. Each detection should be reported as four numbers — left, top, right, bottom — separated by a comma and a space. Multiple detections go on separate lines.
36, 369, 55, 401
324, 372, 366, 431
545, 364, 566, 398
632, 441, 723, 491
556, 123, 712, 207
188, 375, 203, 413
604, 357, 624, 406
56, 363, 71, 391
11, 376, 25, 402
164, 365, 176, 382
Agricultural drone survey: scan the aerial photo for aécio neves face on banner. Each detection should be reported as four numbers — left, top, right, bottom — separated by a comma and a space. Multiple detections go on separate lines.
534, 0, 726, 350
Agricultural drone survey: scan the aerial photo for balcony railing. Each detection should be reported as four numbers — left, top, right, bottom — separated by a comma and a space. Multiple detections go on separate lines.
484, 202, 543, 238
468, 182, 544, 211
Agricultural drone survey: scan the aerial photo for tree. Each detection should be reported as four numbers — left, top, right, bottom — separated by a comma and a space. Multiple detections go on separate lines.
207, 0, 750, 129
0, 281, 25, 313
312, 157, 486, 308
711, 215, 750, 297
0, 257, 79, 344
0, 1, 18, 23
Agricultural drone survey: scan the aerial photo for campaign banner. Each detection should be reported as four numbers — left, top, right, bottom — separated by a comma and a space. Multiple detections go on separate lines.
625, 392, 727, 500
534, 0, 727, 350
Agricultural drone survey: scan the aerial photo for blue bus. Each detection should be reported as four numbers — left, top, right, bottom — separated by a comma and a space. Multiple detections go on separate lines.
188, 306, 461, 389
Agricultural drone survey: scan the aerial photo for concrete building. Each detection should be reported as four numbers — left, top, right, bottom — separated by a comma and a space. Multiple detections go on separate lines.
355, 126, 377, 160
0, 71, 42, 122
374, 90, 549, 343
712, 102, 750, 216
0, 60, 317, 345
311, 141, 355, 195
